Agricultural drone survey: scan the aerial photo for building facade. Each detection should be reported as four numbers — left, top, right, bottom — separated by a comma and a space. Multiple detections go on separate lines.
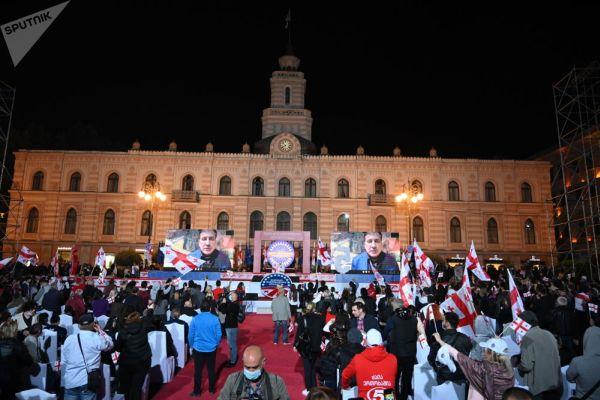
4, 47, 555, 267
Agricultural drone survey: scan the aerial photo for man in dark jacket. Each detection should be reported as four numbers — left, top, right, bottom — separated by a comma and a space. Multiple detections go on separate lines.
386, 307, 419, 400
428, 311, 472, 384
41, 281, 64, 316
218, 292, 241, 366
350, 302, 379, 333
123, 287, 145, 314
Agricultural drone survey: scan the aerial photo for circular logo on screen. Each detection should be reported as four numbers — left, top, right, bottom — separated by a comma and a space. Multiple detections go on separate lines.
266, 240, 295, 270
260, 273, 293, 298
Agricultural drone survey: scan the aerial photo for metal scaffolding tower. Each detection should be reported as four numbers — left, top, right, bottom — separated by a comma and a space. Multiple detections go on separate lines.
0, 82, 22, 246
552, 61, 600, 280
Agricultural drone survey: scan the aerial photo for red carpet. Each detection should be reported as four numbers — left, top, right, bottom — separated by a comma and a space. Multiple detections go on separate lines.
153, 315, 307, 400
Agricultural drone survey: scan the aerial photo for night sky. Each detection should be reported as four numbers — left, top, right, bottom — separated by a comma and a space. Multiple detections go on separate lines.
1, 1, 599, 159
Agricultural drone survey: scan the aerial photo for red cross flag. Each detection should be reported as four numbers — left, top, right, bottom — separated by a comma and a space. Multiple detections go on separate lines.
50, 249, 60, 277
17, 245, 38, 265
160, 246, 205, 275
465, 241, 491, 281
317, 238, 332, 266
111, 351, 120, 364
95, 247, 106, 269
370, 264, 385, 286
441, 282, 477, 338
575, 292, 590, 312
588, 303, 598, 314
510, 316, 531, 344
398, 252, 414, 308
413, 240, 433, 287
507, 269, 525, 320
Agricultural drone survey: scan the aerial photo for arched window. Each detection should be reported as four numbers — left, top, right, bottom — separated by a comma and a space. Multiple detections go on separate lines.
182, 175, 194, 191
448, 181, 460, 201
140, 210, 153, 236
64, 208, 77, 234
26, 207, 39, 233
103, 209, 115, 235
521, 182, 533, 203
217, 212, 229, 230
252, 177, 264, 196
337, 214, 350, 232
375, 179, 386, 195
219, 176, 232, 195
485, 181, 496, 202
69, 172, 81, 192
450, 217, 461, 243
487, 218, 498, 244
249, 211, 264, 238
411, 180, 423, 193
524, 219, 536, 244
375, 215, 387, 232
32, 171, 44, 190
276, 211, 291, 231
413, 216, 424, 242
107, 173, 119, 193
145, 174, 157, 185
303, 212, 317, 239
285, 87, 291, 105
179, 211, 191, 229
278, 178, 290, 197
305, 178, 317, 198
337, 179, 350, 198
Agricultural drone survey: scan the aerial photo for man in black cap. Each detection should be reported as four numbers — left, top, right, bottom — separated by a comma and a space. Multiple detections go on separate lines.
61, 314, 114, 398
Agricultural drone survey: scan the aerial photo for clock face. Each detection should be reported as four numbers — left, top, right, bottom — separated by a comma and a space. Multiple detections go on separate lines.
279, 139, 293, 152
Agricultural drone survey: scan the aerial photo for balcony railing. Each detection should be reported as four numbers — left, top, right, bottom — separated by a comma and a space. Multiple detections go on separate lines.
172, 190, 200, 203
367, 193, 394, 206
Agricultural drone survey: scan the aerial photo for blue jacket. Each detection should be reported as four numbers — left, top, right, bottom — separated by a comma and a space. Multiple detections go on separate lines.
351, 251, 397, 271
188, 312, 222, 352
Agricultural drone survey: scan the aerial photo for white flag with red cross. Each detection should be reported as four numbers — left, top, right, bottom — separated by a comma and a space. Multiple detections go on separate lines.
413, 240, 433, 287
50, 249, 60, 277
507, 269, 525, 320
111, 351, 120, 364
160, 246, 205, 275
398, 252, 414, 308
440, 282, 477, 338
575, 292, 590, 312
317, 238, 332, 266
370, 263, 385, 286
588, 303, 598, 314
465, 241, 491, 281
17, 245, 38, 265
510, 316, 531, 344
95, 247, 106, 269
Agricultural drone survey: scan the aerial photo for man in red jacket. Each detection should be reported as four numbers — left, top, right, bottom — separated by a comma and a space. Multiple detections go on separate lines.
342, 329, 398, 400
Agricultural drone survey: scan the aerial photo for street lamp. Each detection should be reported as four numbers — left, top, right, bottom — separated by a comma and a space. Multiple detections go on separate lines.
395, 181, 424, 244
138, 180, 166, 243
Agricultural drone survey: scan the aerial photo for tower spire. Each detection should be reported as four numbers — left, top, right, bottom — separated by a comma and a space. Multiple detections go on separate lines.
285, 9, 293, 55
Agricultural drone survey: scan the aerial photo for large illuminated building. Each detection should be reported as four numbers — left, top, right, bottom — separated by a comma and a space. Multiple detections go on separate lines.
5, 46, 554, 267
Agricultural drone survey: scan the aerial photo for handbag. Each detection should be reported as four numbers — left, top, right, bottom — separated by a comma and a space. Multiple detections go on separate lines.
77, 334, 102, 392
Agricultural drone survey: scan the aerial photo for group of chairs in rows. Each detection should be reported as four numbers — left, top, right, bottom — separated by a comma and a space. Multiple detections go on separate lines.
10, 307, 194, 400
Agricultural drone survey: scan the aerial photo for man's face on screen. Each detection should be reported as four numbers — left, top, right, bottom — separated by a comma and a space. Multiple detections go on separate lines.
198, 231, 217, 255
364, 233, 383, 258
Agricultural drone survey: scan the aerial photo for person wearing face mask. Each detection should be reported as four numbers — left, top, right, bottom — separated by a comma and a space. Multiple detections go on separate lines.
218, 291, 241, 367
351, 232, 397, 273
217, 345, 291, 400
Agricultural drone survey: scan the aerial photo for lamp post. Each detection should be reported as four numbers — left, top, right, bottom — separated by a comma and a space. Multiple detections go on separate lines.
138, 180, 166, 244
395, 181, 424, 245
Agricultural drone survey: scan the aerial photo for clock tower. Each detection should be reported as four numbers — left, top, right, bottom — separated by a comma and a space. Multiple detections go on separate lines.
255, 42, 316, 155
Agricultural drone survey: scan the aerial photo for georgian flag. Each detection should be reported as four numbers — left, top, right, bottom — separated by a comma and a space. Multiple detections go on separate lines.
370, 263, 385, 286
508, 269, 525, 320
111, 351, 120, 364
144, 241, 153, 264
413, 240, 433, 287
50, 249, 60, 277
440, 282, 477, 338
589, 303, 598, 314
465, 241, 491, 281
160, 246, 205, 275
95, 247, 106, 268
575, 292, 590, 312
317, 238, 332, 266
398, 252, 414, 308
17, 245, 37, 265
510, 316, 531, 344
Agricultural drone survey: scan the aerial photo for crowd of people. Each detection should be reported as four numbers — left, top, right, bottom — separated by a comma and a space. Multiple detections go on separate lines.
0, 259, 599, 400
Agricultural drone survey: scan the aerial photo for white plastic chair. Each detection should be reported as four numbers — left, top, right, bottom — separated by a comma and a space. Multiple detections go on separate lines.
431, 381, 466, 400
29, 363, 48, 391
97, 315, 109, 330
8, 306, 19, 316
561, 365, 577, 400
37, 309, 53, 319
179, 314, 193, 326
147, 331, 175, 383
59, 314, 74, 335
40, 329, 58, 365
165, 322, 186, 368
416, 341, 430, 365
412, 362, 438, 400
16, 388, 57, 400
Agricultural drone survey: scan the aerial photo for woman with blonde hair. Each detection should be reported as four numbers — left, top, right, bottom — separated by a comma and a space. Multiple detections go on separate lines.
433, 333, 514, 400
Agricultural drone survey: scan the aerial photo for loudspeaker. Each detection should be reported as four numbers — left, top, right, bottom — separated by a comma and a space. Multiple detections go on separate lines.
245, 293, 258, 300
